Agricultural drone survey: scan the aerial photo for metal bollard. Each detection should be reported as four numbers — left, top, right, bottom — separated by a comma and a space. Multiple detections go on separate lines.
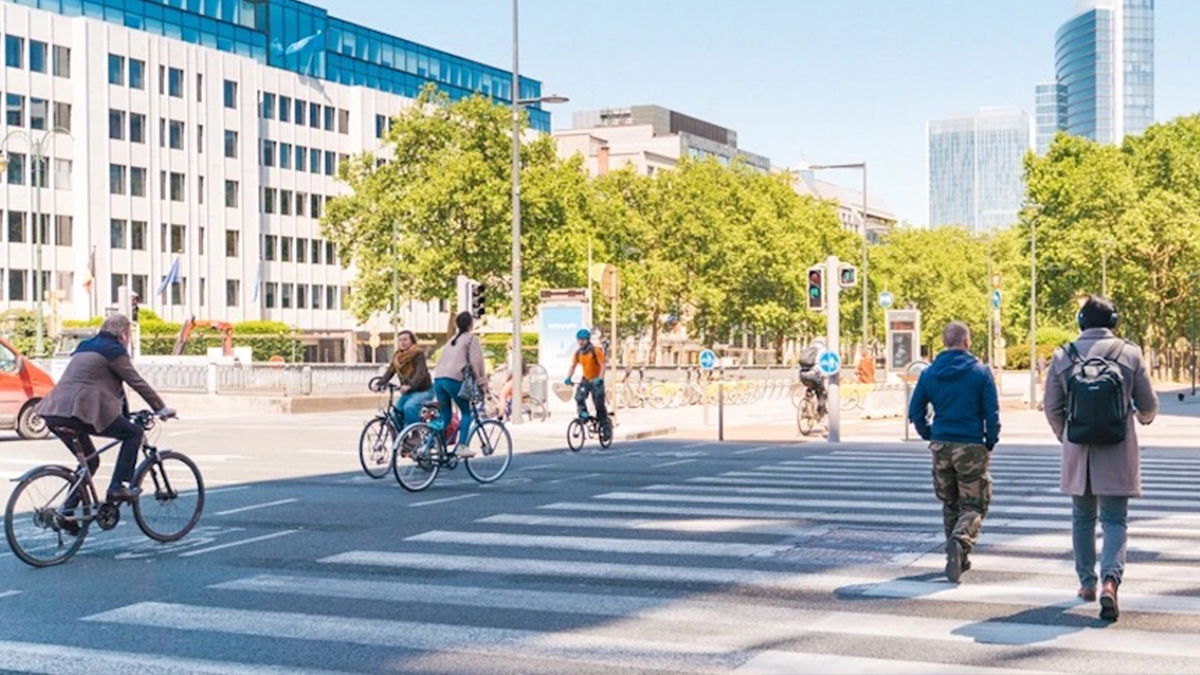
718, 379, 725, 442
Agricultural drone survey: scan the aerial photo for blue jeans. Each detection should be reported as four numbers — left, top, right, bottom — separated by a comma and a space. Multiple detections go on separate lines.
1072, 493, 1128, 589
393, 389, 433, 428
433, 377, 472, 447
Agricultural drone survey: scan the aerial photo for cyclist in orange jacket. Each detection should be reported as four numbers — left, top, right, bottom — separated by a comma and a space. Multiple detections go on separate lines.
564, 329, 608, 427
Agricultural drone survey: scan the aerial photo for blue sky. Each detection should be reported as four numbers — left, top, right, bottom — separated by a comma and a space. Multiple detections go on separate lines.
325, 0, 1200, 226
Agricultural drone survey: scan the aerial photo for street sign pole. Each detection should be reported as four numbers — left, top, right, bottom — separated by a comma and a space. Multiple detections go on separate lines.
826, 255, 841, 443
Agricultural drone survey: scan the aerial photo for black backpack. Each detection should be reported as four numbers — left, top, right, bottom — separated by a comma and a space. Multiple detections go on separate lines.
1063, 341, 1129, 446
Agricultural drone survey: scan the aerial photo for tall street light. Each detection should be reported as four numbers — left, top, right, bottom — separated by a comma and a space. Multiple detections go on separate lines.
1024, 202, 1043, 410
0, 126, 72, 358
808, 162, 869, 350
511, 0, 568, 424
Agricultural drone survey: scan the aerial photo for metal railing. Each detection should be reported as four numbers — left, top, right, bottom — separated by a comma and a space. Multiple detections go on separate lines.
138, 364, 209, 392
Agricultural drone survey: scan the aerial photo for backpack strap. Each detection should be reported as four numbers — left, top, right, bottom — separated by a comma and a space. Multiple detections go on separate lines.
1101, 339, 1126, 363
1065, 342, 1083, 365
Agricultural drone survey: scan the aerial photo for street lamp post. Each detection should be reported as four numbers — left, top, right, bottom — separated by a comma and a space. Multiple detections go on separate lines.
807, 163, 869, 351
0, 127, 72, 358
1026, 203, 1042, 410
510, 0, 567, 424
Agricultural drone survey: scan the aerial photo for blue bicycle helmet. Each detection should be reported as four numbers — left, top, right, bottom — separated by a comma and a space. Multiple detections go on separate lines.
576, 329, 591, 340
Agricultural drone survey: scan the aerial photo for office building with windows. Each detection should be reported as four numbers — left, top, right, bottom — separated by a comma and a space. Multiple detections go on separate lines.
1037, 0, 1154, 150
553, 105, 771, 176
1035, 81, 1067, 154
0, 0, 546, 358
928, 108, 1031, 233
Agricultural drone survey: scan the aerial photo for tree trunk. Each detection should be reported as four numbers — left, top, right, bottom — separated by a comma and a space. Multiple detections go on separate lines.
649, 315, 660, 366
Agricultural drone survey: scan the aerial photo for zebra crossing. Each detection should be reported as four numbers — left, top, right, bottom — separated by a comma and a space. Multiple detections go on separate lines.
19, 445, 1200, 673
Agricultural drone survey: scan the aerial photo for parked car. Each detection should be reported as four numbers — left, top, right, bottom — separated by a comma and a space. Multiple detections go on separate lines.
0, 337, 54, 439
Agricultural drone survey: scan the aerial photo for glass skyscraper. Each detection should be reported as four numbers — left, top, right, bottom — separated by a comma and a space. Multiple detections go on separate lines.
1035, 82, 1067, 154
928, 108, 1031, 232
1038, 0, 1153, 150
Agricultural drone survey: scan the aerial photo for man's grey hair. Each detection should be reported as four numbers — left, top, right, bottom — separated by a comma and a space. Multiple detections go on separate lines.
943, 321, 970, 349
100, 314, 132, 340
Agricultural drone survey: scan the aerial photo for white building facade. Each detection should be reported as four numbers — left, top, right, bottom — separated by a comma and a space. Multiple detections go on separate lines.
0, 0, 546, 353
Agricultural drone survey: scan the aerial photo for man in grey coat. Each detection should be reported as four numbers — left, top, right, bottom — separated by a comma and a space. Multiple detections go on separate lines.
1044, 295, 1157, 621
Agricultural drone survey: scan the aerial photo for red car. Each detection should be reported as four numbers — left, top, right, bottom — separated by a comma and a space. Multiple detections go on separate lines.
0, 337, 53, 439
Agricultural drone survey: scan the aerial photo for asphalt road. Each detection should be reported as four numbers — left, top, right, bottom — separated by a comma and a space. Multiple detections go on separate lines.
1, 412, 1200, 673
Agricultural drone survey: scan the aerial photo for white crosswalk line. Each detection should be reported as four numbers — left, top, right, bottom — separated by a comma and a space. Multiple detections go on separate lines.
0, 639, 337, 674
828, 450, 1200, 468
735, 651, 1054, 674
405, 529, 794, 557
905, 550, 1198, 582
478, 513, 833, 536
212, 574, 1200, 662
695, 473, 1200, 499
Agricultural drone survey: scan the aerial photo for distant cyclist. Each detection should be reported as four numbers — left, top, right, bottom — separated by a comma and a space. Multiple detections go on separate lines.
564, 329, 608, 427
798, 339, 828, 416
36, 314, 174, 504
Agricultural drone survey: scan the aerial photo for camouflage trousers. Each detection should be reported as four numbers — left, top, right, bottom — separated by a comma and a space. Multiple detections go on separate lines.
930, 442, 992, 553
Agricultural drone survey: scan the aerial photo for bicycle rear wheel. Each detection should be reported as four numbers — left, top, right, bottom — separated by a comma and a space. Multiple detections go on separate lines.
358, 416, 396, 479
393, 423, 440, 492
798, 399, 817, 437
133, 451, 204, 542
598, 417, 614, 449
465, 419, 513, 484
523, 396, 549, 423
4, 466, 90, 567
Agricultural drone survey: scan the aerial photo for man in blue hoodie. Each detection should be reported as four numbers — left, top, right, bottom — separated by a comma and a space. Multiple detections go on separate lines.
908, 321, 1000, 583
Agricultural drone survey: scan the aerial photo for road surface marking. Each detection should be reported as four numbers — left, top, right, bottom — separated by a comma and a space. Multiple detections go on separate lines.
680, 442, 712, 449
733, 651, 1043, 675
478, 513, 830, 536
0, 591, 21, 600
732, 446, 772, 455
0, 639, 341, 674
546, 472, 601, 484
520, 464, 556, 471
650, 459, 696, 468
205, 486, 251, 496
213, 498, 298, 516
177, 530, 298, 557
408, 494, 480, 507
405, 530, 791, 557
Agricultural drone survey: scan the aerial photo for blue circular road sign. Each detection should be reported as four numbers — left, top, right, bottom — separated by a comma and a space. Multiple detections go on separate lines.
699, 349, 718, 370
818, 350, 842, 376
991, 290, 1002, 309
879, 291, 894, 309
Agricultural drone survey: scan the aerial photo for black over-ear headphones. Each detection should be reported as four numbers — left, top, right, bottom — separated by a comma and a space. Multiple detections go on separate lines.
1078, 309, 1119, 330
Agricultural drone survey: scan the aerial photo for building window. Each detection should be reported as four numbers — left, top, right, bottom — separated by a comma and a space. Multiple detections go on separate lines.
294, 98, 305, 123
130, 113, 146, 143
169, 120, 184, 149
169, 172, 185, 202
7, 270, 25, 301
375, 114, 386, 138
311, 239, 322, 264
159, 118, 165, 147
309, 149, 320, 173
29, 40, 46, 73
129, 58, 144, 89
170, 278, 186, 306
295, 145, 306, 172
263, 187, 277, 214
323, 151, 334, 176
297, 284, 307, 309
32, 214, 48, 244
53, 102, 71, 133
279, 95, 291, 122
311, 284, 322, 309
263, 235, 277, 261
265, 283, 277, 309
109, 164, 125, 194
131, 220, 146, 250
309, 101, 320, 128
338, 108, 350, 134
7, 212, 26, 242
54, 215, 72, 246
52, 45, 70, 78
168, 67, 183, 97
4, 151, 23, 185
157, 65, 165, 93
295, 191, 307, 216
131, 275, 147, 300
326, 242, 336, 265
170, 224, 185, 254
110, 219, 127, 248
279, 142, 292, 169
280, 236, 292, 262
198, 176, 205, 205
223, 79, 237, 108
326, 286, 337, 310
280, 190, 292, 216
261, 140, 276, 167
28, 156, 45, 188
225, 180, 239, 207
198, 226, 205, 256
53, 158, 71, 189
224, 130, 238, 158
225, 230, 239, 257
323, 105, 334, 131
261, 92, 275, 119
110, 274, 129, 304
226, 279, 240, 307
4, 35, 25, 69
281, 283, 293, 309
29, 98, 47, 130
130, 167, 147, 197
311, 194, 323, 218
196, 73, 202, 102
197, 124, 204, 153
107, 53, 123, 85
109, 109, 126, 140
6, 94, 24, 126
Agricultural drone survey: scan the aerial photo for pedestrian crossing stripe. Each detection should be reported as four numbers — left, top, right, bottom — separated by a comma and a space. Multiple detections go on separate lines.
0, 639, 339, 674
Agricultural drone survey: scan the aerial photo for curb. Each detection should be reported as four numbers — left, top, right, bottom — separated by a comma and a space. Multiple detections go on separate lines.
620, 426, 677, 441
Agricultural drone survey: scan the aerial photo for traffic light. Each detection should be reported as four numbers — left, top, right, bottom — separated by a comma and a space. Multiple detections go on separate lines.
838, 265, 857, 288
470, 282, 486, 319
807, 267, 825, 311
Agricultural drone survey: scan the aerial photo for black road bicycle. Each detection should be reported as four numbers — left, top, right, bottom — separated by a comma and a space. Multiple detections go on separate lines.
4, 410, 203, 567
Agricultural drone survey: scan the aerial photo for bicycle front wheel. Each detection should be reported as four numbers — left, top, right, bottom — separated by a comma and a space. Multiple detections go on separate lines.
5, 466, 90, 567
393, 423, 440, 492
798, 400, 817, 437
466, 420, 513, 484
133, 451, 204, 542
358, 416, 396, 479
566, 418, 586, 452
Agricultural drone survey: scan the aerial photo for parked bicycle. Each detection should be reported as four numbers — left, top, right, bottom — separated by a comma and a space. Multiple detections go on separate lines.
4, 410, 202, 567
391, 390, 512, 492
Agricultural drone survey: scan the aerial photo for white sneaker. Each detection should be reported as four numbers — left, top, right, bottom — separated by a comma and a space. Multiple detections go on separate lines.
453, 444, 477, 459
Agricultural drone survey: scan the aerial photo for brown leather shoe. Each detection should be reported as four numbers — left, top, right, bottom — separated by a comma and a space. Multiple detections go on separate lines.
1100, 578, 1119, 621
1077, 586, 1097, 602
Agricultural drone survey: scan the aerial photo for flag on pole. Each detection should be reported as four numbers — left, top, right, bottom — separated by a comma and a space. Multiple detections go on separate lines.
156, 256, 181, 296
81, 247, 95, 295
251, 256, 263, 304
